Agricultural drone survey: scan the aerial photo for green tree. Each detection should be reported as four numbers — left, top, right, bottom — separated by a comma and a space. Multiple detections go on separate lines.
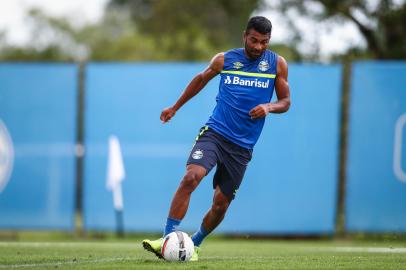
0, 46, 71, 61
107, 0, 266, 60
276, 0, 406, 59
0, 1, 301, 62
0, 8, 160, 62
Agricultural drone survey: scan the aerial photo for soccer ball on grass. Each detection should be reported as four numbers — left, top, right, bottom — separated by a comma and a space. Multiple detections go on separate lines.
161, 231, 194, 262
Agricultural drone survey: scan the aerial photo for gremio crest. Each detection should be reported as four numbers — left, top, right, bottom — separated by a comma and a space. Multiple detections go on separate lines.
258, 60, 269, 72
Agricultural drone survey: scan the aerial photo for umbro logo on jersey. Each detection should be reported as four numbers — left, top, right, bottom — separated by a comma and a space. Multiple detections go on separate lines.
233, 62, 244, 69
224, 75, 269, 88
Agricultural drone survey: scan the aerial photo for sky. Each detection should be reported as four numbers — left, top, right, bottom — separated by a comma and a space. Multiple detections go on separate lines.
0, 0, 367, 59
0, 0, 109, 43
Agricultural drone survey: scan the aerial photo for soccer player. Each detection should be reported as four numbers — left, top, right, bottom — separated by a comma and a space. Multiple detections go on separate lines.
143, 16, 290, 261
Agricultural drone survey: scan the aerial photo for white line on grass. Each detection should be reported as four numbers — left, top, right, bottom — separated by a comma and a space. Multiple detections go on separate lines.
0, 257, 137, 269
0, 242, 136, 248
329, 247, 406, 253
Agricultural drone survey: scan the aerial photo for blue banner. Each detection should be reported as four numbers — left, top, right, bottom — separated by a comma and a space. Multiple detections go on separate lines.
346, 61, 406, 232
0, 64, 77, 230
84, 63, 341, 234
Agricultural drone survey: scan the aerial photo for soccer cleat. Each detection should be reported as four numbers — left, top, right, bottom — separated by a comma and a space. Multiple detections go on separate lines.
190, 246, 200, 262
142, 238, 164, 259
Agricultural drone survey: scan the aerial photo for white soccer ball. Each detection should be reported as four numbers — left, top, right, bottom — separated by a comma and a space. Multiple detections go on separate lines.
161, 231, 194, 262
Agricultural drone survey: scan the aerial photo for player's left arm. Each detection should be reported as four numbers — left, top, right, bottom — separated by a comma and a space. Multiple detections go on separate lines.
249, 56, 291, 119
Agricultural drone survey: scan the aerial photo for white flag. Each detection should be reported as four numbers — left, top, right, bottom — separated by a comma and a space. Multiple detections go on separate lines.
106, 135, 125, 210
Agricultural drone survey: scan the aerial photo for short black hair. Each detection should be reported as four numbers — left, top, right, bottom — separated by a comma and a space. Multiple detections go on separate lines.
246, 16, 272, 35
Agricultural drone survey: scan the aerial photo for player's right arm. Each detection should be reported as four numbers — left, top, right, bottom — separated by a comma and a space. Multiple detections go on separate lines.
160, 53, 224, 123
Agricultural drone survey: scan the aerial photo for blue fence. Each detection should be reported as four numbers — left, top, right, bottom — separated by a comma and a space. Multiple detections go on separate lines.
345, 62, 406, 232
0, 64, 77, 229
83, 63, 342, 234
1, 61, 405, 233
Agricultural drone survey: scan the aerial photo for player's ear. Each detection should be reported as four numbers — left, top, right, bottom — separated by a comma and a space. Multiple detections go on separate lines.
243, 30, 247, 41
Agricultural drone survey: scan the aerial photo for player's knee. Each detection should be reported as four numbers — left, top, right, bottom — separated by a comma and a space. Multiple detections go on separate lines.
212, 201, 229, 216
180, 170, 202, 193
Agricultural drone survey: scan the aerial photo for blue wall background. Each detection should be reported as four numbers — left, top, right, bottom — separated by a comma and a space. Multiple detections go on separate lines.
346, 62, 406, 232
83, 63, 342, 234
0, 64, 77, 229
3, 61, 405, 233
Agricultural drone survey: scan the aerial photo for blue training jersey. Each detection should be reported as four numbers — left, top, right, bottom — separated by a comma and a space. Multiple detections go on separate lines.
206, 48, 278, 149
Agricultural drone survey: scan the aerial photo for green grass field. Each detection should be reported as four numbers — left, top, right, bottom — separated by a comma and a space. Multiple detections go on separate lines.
1, 237, 406, 269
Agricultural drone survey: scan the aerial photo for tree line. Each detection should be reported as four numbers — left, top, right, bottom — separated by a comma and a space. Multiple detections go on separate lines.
0, 0, 405, 62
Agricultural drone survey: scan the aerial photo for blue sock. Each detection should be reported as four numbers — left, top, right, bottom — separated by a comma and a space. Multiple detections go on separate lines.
163, 217, 181, 236
191, 225, 209, 246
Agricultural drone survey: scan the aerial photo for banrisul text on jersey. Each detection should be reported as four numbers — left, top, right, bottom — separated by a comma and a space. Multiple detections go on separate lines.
206, 48, 278, 149
223, 75, 270, 88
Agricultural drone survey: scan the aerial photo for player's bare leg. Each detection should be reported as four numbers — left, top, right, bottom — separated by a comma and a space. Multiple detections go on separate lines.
142, 164, 206, 258
195, 185, 231, 238
189, 185, 231, 261
168, 164, 206, 220
202, 185, 231, 233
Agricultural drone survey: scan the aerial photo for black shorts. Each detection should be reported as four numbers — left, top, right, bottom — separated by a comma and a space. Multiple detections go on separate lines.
186, 126, 252, 200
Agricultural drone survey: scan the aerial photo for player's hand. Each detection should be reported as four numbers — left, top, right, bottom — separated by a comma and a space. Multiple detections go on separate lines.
249, 104, 270, 119
160, 107, 176, 123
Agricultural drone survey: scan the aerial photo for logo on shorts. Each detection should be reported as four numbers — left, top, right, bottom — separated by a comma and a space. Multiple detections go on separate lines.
192, 149, 203, 160
0, 120, 14, 193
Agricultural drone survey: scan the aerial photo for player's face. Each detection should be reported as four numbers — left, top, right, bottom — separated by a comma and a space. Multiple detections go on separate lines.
243, 29, 270, 60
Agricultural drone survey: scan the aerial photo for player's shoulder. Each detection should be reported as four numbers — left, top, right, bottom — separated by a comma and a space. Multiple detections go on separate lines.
209, 52, 225, 73
276, 55, 288, 76
211, 52, 225, 64
277, 55, 288, 69
213, 52, 225, 60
